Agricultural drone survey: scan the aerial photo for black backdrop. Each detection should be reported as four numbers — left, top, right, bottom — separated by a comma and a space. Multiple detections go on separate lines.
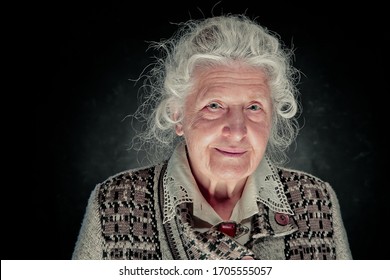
27, 1, 387, 260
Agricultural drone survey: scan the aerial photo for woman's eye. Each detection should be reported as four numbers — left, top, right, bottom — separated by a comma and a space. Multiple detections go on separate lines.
207, 102, 222, 110
248, 104, 261, 111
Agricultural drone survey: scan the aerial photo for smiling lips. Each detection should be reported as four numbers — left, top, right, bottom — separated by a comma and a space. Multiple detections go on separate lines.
215, 147, 247, 157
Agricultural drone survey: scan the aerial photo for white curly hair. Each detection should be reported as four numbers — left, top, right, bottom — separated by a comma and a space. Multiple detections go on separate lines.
130, 14, 301, 166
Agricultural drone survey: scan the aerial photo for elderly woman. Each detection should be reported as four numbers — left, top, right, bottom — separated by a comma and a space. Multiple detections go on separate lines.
72, 14, 352, 260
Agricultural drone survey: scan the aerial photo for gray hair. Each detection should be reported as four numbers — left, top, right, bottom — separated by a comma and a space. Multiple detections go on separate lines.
130, 14, 301, 166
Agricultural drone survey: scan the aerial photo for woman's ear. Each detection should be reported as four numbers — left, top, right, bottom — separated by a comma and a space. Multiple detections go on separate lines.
175, 123, 184, 136
173, 111, 184, 136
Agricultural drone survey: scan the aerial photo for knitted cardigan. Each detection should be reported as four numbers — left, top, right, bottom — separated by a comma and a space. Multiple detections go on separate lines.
72, 162, 352, 260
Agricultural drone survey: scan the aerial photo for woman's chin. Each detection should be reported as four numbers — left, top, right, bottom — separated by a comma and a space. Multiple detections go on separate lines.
209, 165, 251, 181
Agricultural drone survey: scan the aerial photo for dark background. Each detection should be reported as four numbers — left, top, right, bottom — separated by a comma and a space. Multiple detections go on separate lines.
23, 1, 387, 260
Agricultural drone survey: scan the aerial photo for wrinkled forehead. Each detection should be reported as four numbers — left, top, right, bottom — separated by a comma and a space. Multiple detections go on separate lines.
188, 63, 270, 98
190, 61, 268, 79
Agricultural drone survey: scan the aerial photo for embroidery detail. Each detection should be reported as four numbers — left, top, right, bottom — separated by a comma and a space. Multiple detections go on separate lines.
163, 173, 192, 223
256, 157, 294, 215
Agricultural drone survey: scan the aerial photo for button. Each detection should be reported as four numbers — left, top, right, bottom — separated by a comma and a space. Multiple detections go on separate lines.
217, 222, 236, 237
275, 213, 289, 226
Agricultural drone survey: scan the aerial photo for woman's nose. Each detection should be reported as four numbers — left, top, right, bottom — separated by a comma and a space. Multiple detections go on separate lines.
222, 107, 247, 140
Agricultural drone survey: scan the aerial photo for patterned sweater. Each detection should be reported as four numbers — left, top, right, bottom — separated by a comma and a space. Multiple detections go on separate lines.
72, 161, 352, 260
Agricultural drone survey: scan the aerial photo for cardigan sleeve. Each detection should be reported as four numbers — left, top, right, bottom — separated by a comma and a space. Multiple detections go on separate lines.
72, 185, 105, 260
326, 182, 353, 259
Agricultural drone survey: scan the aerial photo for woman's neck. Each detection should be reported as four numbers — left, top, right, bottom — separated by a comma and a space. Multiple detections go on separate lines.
197, 179, 247, 220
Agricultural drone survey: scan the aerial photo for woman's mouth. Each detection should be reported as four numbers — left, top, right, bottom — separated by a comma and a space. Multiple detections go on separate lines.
215, 147, 247, 157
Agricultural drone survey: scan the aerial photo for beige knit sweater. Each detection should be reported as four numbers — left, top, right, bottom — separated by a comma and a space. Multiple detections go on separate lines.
72, 156, 352, 260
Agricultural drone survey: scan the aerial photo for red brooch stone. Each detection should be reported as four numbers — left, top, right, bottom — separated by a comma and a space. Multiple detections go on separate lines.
218, 222, 237, 237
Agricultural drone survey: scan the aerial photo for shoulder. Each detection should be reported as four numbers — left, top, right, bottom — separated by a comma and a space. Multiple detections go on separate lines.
101, 164, 158, 186
276, 166, 327, 185
276, 166, 335, 201
94, 163, 165, 202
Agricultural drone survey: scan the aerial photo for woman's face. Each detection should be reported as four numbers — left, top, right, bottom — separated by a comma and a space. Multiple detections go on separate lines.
176, 64, 273, 187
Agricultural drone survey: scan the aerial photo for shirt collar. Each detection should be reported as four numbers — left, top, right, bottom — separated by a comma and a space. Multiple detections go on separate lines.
162, 142, 293, 224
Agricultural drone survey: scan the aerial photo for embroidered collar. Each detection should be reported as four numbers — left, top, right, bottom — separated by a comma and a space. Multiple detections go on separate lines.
162, 142, 293, 224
